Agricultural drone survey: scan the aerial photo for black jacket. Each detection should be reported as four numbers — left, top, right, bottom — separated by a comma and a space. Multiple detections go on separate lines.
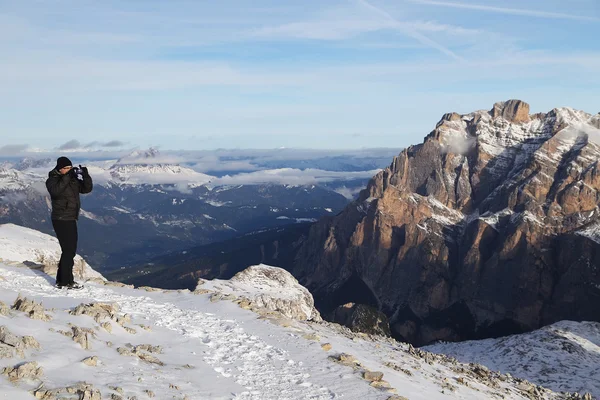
46, 168, 93, 221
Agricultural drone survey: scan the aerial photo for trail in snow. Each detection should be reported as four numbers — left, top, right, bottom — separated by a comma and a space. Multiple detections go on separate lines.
0, 266, 336, 400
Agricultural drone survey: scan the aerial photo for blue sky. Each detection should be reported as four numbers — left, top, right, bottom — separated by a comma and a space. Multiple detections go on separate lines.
1, 0, 598, 151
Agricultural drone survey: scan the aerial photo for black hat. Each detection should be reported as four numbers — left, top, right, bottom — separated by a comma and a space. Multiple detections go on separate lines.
56, 156, 73, 170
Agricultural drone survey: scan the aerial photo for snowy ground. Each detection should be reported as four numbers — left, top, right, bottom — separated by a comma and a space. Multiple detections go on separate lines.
426, 321, 600, 398
0, 263, 582, 400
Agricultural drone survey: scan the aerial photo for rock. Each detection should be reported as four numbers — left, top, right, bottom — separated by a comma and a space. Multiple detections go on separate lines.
123, 326, 137, 334
199, 265, 322, 321
302, 333, 320, 341
491, 100, 530, 123
81, 389, 102, 400
363, 371, 384, 382
70, 303, 119, 323
0, 344, 14, 359
117, 345, 164, 366
516, 381, 535, 393
101, 322, 113, 333
143, 390, 155, 398
117, 347, 134, 356
387, 396, 409, 400
136, 352, 164, 366
0, 301, 10, 316
135, 344, 162, 354
370, 380, 393, 390
103, 281, 134, 289
330, 303, 391, 337
33, 383, 102, 400
67, 327, 93, 350
0, 225, 104, 282
321, 343, 332, 351
3, 361, 43, 381
329, 353, 360, 368
109, 386, 124, 394
0, 327, 41, 358
82, 356, 98, 366
22, 336, 41, 350
12, 295, 52, 321
138, 286, 162, 292
0, 326, 24, 349
138, 324, 152, 331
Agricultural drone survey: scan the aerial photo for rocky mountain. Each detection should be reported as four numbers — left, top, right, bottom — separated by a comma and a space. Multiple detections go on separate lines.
293, 100, 600, 345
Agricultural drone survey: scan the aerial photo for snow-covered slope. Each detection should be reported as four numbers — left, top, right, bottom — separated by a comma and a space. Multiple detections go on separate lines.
0, 262, 592, 400
425, 321, 600, 397
0, 224, 103, 281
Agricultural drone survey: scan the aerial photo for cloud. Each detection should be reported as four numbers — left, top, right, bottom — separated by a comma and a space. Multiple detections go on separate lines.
0, 144, 28, 155
86, 140, 127, 148
212, 168, 380, 186
103, 140, 126, 147
409, 0, 600, 22
58, 140, 82, 150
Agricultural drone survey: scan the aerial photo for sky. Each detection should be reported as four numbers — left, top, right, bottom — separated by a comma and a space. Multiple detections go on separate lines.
1, 0, 598, 151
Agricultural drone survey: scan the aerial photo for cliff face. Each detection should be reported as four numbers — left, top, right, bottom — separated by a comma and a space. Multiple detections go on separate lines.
294, 100, 600, 345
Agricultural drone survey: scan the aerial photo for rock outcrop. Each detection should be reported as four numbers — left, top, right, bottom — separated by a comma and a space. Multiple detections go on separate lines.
294, 100, 600, 345
330, 303, 391, 337
196, 264, 322, 321
0, 224, 104, 281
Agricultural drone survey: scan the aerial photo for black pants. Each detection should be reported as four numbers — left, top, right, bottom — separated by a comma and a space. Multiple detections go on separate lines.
52, 220, 78, 285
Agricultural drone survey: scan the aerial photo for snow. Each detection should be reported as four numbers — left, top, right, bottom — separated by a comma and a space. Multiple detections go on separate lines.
577, 221, 600, 244
206, 200, 230, 207
478, 208, 514, 229
0, 224, 103, 281
199, 264, 321, 321
278, 216, 318, 223
425, 320, 600, 397
110, 164, 213, 186
0, 262, 572, 400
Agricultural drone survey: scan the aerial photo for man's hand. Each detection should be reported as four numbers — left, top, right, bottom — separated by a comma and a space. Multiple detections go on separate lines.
72, 166, 84, 181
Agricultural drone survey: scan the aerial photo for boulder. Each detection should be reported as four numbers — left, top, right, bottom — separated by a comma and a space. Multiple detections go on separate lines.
196, 264, 321, 321
330, 303, 391, 337
12, 295, 52, 321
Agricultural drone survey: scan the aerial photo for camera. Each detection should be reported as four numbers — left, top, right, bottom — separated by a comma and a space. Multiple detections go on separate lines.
71, 166, 84, 181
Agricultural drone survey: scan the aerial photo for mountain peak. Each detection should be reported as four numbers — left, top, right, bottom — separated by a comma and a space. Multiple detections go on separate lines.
490, 99, 531, 123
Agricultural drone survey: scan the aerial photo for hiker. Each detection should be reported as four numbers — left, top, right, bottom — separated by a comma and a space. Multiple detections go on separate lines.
45, 156, 93, 289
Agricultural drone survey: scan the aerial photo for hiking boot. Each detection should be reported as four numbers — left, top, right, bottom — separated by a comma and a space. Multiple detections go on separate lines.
67, 282, 84, 290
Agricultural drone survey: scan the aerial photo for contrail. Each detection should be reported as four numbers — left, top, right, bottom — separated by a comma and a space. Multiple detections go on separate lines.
356, 0, 465, 62
409, 0, 600, 22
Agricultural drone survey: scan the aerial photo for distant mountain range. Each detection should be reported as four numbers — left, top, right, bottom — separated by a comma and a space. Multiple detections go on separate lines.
0, 149, 390, 271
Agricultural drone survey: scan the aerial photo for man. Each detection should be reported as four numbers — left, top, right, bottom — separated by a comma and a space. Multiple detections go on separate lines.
46, 156, 93, 289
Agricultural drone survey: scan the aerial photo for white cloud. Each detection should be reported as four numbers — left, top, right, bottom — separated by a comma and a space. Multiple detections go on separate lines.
212, 168, 380, 186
